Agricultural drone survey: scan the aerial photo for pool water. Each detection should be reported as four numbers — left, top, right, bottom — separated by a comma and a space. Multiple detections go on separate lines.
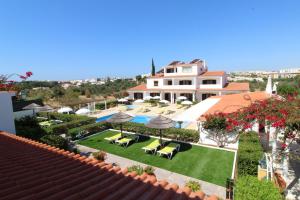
96, 114, 190, 128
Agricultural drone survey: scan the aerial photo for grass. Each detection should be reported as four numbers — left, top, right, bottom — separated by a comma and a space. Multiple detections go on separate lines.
78, 130, 235, 186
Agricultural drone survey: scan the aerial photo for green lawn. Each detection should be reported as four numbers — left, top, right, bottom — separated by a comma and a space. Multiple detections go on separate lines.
78, 130, 234, 186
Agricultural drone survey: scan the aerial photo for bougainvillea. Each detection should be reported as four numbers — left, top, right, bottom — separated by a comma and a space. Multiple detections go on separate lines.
0, 71, 33, 91
203, 94, 300, 152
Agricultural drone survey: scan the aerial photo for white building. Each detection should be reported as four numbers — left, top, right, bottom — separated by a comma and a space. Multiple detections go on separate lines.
128, 59, 249, 103
0, 91, 16, 134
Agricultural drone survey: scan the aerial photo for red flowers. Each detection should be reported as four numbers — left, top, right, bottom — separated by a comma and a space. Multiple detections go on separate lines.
281, 143, 287, 149
0, 71, 33, 91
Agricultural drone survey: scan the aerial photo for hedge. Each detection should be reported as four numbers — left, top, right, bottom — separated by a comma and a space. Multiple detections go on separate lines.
95, 100, 118, 110
68, 122, 112, 140
40, 134, 68, 150
237, 131, 263, 176
44, 118, 96, 134
38, 112, 93, 122
111, 122, 199, 142
234, 176, 283, 200
70, 121, 199, 142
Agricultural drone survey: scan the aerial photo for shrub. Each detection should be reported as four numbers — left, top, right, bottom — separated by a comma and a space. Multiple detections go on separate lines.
234, 176, 283, 200
144, 166, 155, 175
40, 134, 68, 149
111, 122, 199, 142
68, 122, 111, 140
45, 118, 96, 134
238, 132, 263, 176
185, 180, 201, 192
38, 112, 92, 122
95, 100, 118, 110
92, 151, 107, 161
127, 165, 144, 175
15, 116, 47, 140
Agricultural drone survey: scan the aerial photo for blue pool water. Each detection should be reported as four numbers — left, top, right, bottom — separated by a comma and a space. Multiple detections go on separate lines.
126, 105, 138, 110
96, 114, 190, 128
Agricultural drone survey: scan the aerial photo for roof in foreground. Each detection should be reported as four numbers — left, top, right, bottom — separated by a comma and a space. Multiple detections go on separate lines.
198, 91, 271, 120
0, 131, 218, 200
128, 82, 249, 91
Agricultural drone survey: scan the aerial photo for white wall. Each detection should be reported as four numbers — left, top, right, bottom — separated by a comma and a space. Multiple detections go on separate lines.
0, 92, 16, 134
146, 78, 164, 89
14, 110, 34, 120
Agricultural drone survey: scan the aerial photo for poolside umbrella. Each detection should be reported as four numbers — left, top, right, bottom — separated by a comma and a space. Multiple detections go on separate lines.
159, 100, 170, 104
41, 105, 53, 111
144, 96, 153, 100
181, 100, 193, 105
118, 98, 128, 104
57, 107, 73, 113
177, 96, 187, 100
23, 103, 43, 116
106, 111, 133, 136
146, 115, 175, 144
134, 99, 144, 103
153, 96, 161, 100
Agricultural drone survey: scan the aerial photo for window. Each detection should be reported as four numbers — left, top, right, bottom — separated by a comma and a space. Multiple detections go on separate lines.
179, 80, 192, 85
166, 68, 175, 73
182, 67, 192, 73
150, 93, 160, 97
202, 93, 216, 100
167, 80, 172, 85
154, 81, 158, 86
202, 79, 217, 84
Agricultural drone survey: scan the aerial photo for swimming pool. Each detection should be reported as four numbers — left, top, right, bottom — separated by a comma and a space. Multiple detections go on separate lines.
96, 114, 190, 128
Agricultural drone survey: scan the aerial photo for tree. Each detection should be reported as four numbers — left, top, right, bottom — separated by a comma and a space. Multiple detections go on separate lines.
151, 58, 155, 76
277, 83, 298, 97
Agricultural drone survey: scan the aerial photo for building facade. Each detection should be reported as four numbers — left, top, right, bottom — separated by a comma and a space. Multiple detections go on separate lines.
128, 59, 249, 103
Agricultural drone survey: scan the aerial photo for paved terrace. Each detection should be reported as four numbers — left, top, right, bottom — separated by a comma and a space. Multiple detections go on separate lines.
77, 144, 226, 199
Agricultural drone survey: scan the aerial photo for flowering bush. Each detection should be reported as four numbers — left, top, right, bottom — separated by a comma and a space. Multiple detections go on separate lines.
203, 94, 299, 158
0, 71, 33, 91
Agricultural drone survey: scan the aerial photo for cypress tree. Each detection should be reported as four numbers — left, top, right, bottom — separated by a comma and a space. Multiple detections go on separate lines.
151, 58, 155, 76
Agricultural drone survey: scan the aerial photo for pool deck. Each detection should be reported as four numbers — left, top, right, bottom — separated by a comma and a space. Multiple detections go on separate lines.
76, 144, 226, 199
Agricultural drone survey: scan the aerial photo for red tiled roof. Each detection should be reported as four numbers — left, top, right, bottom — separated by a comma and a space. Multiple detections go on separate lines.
201, 71, 225, 76
198, 91, 270, 120
0, 131, 218, 200
198, 82, 250, 91
128, 84, 147, 91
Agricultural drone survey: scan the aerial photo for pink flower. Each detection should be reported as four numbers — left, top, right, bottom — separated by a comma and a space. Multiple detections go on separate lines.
26, 71, 33, 77
19, 75, 27, 80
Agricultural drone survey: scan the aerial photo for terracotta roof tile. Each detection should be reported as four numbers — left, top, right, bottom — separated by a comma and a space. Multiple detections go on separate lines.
199, 91, 271, 120
0, 131, 218, 200
198, 82, 250, 91
127, 84, 147, 91
201, 71, 225, 76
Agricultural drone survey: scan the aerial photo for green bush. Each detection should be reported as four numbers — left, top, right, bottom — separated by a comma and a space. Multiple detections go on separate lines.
238, 132, 263, 176
234, 176, 283, 200
127, 165, 144, 175
95, 100, 118, 110
68, 122, 111, 140
38, 112, 92, 122
111, 122, 199, 142
144, 166, 155, 175
185, 180, 201, 192
40, 134, 68, 149
45, 118, 96, 134
15, 116, 47, 140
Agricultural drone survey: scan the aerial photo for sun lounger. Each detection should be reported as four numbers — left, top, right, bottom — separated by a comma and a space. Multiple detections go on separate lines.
116, 134, 139, 147
157, 143, 180, 159
39, 121, 52, 127
142, 139, 161, 154
104, 133, 122, 143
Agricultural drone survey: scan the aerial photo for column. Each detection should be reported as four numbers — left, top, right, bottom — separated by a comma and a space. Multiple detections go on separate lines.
160, 91, 163, 100
171, 92, 174, 104
192, 92, 196, 102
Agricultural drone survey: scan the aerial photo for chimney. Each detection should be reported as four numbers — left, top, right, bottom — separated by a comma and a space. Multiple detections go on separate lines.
265, 75, 273, 95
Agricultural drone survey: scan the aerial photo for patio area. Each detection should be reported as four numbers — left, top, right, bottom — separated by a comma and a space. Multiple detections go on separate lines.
77, 130, 235, 187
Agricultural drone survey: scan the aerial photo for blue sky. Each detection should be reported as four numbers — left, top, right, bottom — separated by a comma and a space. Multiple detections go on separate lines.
1, 0, 300, 80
